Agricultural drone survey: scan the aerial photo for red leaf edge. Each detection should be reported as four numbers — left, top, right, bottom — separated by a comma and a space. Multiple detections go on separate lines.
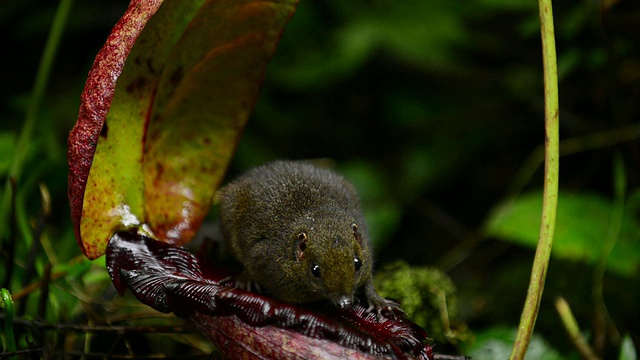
67, 0, 164, 255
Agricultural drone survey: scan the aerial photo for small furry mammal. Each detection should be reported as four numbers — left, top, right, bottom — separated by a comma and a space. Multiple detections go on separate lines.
217, 160, 397, 315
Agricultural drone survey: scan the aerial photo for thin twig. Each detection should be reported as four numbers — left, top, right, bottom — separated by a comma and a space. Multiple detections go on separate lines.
506, 123, 640, 198
0, 348, 43, 357
17, 209, 47, 316
509, 0, 560, 358
44, 351, 212, 359
0, 315, 194, 334
591, 154, 625, 354
22, 187, 49, 288
10, 271, 66, 301
433, 354, 471, 360
37, 264, 52, 320
555, 297, 600, 360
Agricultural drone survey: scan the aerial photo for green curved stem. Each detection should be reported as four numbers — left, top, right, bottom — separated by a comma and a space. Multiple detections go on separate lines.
509, 0, 559, 358
554, 297, 599, 360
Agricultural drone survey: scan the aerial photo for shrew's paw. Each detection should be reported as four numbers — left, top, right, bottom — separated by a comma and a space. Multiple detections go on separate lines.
364, 281, 405, 321
221, 273, 262, 294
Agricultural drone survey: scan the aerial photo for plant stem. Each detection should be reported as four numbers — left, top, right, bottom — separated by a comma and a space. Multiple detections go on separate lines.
506, 123, 640, 198
555, 297, 600, 360
592, 153, 625, 353
509, 0, 559, 358
0, 0, 74, 236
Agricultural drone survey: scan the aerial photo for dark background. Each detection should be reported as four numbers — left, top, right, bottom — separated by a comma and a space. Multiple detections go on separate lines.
1, 0, 639, 358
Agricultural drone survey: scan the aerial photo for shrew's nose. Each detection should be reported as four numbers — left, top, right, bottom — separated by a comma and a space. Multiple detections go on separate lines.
332, 295, 353, 310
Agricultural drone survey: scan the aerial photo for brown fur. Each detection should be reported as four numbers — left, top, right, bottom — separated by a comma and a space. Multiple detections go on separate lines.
218, 161, 393, 312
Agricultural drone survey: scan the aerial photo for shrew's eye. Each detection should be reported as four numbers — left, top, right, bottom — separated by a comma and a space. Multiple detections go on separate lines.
354, 257, 362, 272
311, 263, 321, 278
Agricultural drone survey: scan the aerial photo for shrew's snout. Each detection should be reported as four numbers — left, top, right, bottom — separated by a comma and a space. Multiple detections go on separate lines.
332, 294, 353, 310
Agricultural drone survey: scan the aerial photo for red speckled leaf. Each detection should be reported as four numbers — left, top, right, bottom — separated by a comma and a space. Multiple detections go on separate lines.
68, 0, 164, 259
106, 231, 436, 360
68, 0, 298, 259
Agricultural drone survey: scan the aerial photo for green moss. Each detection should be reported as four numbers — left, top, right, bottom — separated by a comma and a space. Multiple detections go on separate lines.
375, 260, 468, 344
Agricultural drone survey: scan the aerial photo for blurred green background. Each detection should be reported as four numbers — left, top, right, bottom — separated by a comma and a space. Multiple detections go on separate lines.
1, 0, 639, 358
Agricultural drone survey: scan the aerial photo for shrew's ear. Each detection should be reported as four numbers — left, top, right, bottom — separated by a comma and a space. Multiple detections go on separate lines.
295, 232, 308, 261
351, 223, 363, 246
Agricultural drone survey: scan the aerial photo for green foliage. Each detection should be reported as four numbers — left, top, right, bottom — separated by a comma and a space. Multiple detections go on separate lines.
268, 0, 469, 90
463, 327, 570, 360
620, 334, 637, 360
486, 190, 640, 278
1, 289, 17, 355
375, 260, 468, 345
0, 134, 17, 176
339, 161, 402, 248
